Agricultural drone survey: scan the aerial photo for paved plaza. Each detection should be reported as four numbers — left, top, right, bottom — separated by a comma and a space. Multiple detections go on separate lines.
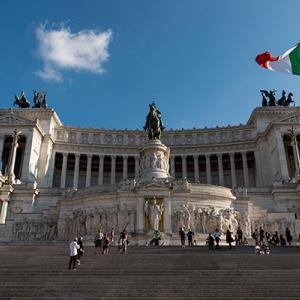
0, 245, 300, 299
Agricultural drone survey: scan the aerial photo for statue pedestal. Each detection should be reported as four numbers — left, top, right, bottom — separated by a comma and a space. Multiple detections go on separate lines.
139, 140, 170, 180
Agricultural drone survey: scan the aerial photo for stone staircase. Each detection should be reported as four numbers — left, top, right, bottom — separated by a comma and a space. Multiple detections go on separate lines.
0, 245, 300, 299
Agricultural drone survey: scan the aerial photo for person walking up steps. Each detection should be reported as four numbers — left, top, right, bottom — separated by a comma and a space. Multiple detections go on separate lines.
94, 230, 103, 255
236, 227, 243, 246
77, 237, 84, 265
226, 229, 233, 249
69, 238, 80, 270
213, 229, 221, 249
179, 227, 186, 248
102, 233, 110, 255
119, 229, 128, 254
187, 229, 194, 246
207, 233, 215, 251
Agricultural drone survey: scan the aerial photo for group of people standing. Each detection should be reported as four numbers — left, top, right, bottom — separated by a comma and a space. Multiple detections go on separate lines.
68, 226, 129, 270
206, 228, 243, 250
179, 226, 244, 250
251, 226, 293, 247
94, 227, 128, 255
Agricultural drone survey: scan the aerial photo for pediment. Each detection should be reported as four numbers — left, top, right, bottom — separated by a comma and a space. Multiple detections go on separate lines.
141, 181, 171, 190
0, 114, 35, 126
279, 114, 300, 123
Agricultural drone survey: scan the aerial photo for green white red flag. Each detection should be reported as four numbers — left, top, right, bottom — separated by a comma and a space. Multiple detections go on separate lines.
255, 43, 300, 75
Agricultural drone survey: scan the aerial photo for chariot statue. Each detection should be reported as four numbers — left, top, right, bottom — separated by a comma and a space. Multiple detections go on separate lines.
33, 91, 48, 108
260, 90, 295, 107
14, 91, 30, 108
144, 102, 165, 140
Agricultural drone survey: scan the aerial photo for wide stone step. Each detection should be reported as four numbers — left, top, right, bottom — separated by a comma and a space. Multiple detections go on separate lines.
1, 245, 300, 299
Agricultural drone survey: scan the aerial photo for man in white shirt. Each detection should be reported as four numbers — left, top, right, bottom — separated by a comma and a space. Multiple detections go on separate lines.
213, 229, 221, 249
69, 238, 80, 270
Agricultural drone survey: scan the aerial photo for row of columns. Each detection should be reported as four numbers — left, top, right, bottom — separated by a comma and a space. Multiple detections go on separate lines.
58, 153, 139, 189
170, 152, 250, 188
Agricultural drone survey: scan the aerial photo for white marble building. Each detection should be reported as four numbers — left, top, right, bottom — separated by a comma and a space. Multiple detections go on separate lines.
0, 106, 300, 243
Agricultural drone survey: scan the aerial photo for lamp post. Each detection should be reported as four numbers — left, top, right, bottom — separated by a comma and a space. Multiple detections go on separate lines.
288, 127, 300, 180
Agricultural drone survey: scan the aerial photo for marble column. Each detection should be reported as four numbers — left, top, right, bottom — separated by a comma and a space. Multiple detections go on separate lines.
0, 186, 13, 224
0, 200, 8, 224
291, 134, 300, 178
73, 153, 80, 189
60, 153, 68, 188
134, 156, 139, 179
205, 154, 212, 184
229, 153, 237, 189
163, 197, 172, 234
217, 154, 224, 186
0, 137, 4, 173
136, 197, 144, 234
182, 155, 187, 179
170, 156, 175, 177
123, 156, 128, 180
7, 131, 19, 182
98, 155, 104, 185
21, 133, 33, 182
47, 151, 56, 188
254, 150, 262, 187
242, 152, 249, 188
193, 155, 199, 182
276, 131, 290, 181
111, 155, 116, 185
86, 154, 92, 187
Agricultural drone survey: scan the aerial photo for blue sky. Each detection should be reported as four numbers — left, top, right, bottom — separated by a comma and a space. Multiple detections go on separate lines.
1, 0, 300, 130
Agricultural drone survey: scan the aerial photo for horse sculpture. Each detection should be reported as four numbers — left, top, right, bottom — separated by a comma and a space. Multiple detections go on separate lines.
14, 92, 30, 108
285, 92, 294, 106
260, 90, 277, 106
144, 102, 164, 140
260, 90, 295, 107
277, 90, 287, 106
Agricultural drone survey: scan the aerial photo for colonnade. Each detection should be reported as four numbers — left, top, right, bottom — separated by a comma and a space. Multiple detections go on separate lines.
52, 150, 256, 189
170, 152, 254, 188
282, 133, 300, 179
52, 152, 139, 189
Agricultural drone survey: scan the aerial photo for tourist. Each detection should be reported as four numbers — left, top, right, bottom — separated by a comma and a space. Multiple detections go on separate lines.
110, 227, 115, 245
255, 245, 260, 255
226, 229, 233, 249
297, 234, 300, 245
69, 238, 80, 270
213, 228, 221, 249
260, 243, 270, 255
77, 237, 84, 265
94, 230, 103, 254
252, 228, 259, 245
236, 227, 243, 246
259, 226, 264, 245
285, 227, 292, 246
102, 233, 110, 255
187, 229, 194, 246
280, 234, 286, 246
207, 233, 214, 251
243, 237, 249, 246
179, 227, 185, 248
119, 229, 128, 254
150, 229, 161, 246
273, 231, 279, 246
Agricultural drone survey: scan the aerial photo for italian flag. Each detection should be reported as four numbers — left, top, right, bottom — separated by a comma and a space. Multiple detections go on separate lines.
255, 43, 300, 75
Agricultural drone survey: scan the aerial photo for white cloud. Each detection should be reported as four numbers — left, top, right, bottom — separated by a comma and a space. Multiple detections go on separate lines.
35, 24, 112, 81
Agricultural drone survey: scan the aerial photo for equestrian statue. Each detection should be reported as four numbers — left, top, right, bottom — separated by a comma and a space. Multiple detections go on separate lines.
14, 92, 30, 108
144, 102, 165, 140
